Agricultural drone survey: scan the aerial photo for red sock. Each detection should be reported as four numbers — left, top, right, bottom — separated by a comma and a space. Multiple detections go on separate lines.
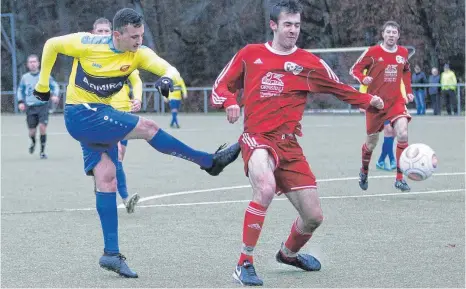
361, 143, 373, 174
396, 141, 409, 180
238, 201, 267, 265
283, 218, 313, 255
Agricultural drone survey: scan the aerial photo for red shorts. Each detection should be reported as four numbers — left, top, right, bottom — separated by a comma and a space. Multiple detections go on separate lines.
366, 102, 412, 135
239, 132, 317, 195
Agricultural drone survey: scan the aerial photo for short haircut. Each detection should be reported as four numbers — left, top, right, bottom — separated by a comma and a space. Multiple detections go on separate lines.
93, 17, 112, 30
382, 20, 400, 32
270, 0, 303, 23
27, 54, 39, 62
113, 8, 143, 33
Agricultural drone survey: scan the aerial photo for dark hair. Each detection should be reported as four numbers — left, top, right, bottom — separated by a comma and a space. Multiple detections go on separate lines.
113, 8, 143, 33
93, 17, 112, 30
382, 20, 400, 32
270, 0, 303, 23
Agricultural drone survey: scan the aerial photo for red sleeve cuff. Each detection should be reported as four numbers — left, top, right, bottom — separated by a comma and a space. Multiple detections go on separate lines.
223, 98, 238, 108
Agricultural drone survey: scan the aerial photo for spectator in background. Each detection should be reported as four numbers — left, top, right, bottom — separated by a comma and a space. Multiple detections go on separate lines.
428, 67, 441, 115
412, 64, 427, 115
441, 63, 458, 115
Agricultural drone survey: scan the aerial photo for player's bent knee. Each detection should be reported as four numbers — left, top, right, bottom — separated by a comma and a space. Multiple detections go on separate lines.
135, 117, 160, 140
366, 135, 379, 151
302, 209, 324, 231
251, 184, 275, 207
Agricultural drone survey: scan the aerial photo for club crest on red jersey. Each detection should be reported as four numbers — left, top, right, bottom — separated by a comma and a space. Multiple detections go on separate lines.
396, 55, 406, 64
284, 61, 303, 75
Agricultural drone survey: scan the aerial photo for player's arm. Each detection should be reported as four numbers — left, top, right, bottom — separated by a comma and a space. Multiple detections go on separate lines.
349, 48, 374, 84
402, 58, 413, 96
16, 76, 26, 111
127, 69, 143, 112
16, 76, 25, 104
136, 47, 181, 97
180, 79, 188, 99
211, 49, 245, 109
309, 59, 383, 110
35, 33, 90, 96
128, 70, 142, 102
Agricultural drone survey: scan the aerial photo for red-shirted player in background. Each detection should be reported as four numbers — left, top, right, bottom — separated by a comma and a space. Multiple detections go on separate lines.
211, 0, 384, 286
350, 21, 414, 192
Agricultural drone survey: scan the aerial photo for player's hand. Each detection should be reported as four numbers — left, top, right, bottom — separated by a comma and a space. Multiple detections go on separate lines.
33, 89, 51, 101
18, 103, 26, 112
369, 95, 384, 110
226, 104, 240, 124
362, 76, 373, 85
406, 93, 414, 103
50, 95, 59, 104
130, 99, 142, 112
155, 77, 174, 98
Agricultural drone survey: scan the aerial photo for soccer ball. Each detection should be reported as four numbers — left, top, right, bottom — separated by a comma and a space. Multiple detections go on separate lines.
399, 143, 438, 181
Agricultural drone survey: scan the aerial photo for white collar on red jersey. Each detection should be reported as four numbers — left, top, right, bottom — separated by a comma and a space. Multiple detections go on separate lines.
265, 42, 298, 55
379, 43, 398, 53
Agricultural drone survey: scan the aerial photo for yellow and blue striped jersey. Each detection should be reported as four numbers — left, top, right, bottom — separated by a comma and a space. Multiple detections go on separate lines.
35, 32, 180, 105
110, 70, 143, 112
168, 77, 187, 100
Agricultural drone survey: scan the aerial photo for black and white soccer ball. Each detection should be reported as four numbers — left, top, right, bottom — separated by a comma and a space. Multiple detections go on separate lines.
399, 143, 438, 181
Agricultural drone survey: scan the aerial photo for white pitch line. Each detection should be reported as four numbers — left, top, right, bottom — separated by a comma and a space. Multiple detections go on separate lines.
2, 172, 464, 215
132, 172, 466, 206
3, 188, 463, 215
135, 188, 465, 209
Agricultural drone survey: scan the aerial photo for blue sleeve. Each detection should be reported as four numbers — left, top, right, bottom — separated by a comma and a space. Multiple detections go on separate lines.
16, 76, 25, 101
49, 76, 60, 97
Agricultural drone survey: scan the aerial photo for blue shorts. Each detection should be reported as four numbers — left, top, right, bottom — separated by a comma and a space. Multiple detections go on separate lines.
169, 99, 181, 110
64, 103, 139, 175
120, 140, 128, 146
384, 120, 390, 125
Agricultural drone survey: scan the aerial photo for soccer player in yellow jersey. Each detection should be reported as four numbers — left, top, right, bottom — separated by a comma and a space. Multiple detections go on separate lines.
166, 77, 187, 128
33, 8, 240, 278
92, 17, 140, 214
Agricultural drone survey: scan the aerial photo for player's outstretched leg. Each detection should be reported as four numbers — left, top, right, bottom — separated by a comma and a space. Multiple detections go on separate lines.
276, 189, 322, 271
93, 153, 137, 278
126, 117, 241, 176
393, 118, 410, 192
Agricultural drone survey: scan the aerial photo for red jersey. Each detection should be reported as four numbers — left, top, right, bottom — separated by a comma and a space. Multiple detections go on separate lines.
350, 44, 413, 106
211, 42, 374, 135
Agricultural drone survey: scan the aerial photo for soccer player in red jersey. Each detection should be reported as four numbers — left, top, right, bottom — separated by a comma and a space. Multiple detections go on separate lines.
211, 0, 384, 286
350, 20, 415, 192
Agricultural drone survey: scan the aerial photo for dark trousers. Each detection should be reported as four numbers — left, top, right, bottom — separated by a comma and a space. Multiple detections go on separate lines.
441, 89, 457, 115
430, 93, 441, 115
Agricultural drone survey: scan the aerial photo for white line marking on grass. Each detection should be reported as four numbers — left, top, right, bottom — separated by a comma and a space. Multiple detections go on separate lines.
3, 188, 463, 214
132, 172, 466, 206
2, 172, 463, 215
135, 188, 465, 209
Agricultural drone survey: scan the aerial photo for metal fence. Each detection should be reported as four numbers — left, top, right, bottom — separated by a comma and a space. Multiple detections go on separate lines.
1, 83, 465, 114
